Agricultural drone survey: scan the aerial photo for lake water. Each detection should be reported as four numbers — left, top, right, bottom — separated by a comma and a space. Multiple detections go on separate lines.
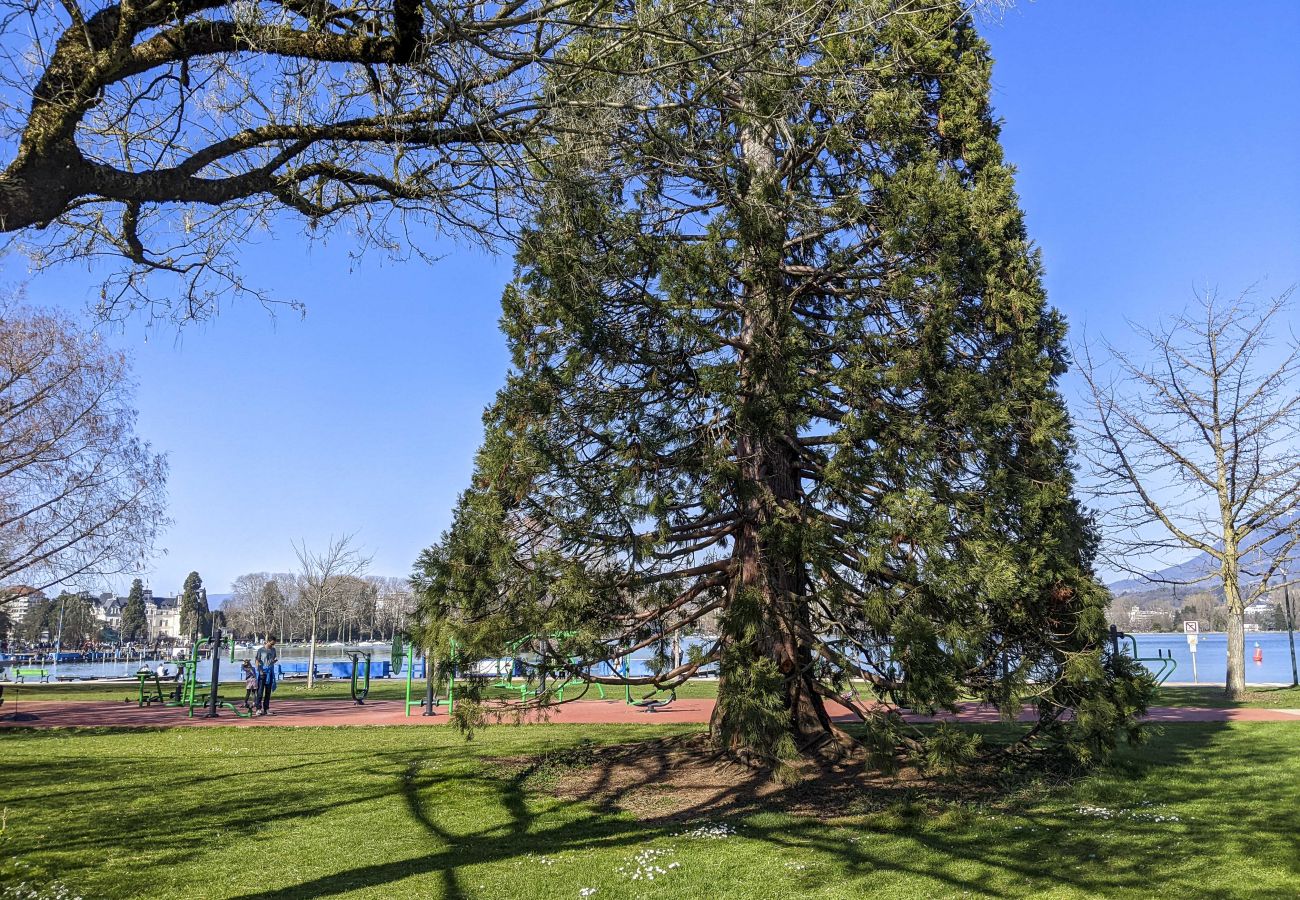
1, 643, 395, 684
0, 641, 702, 684
1125, 631, 1299, 685
7, 633, 1297, 687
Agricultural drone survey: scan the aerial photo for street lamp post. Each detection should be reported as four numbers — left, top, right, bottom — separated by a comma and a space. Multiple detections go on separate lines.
1285, 584, 1298, 689
52, 592, 67, 676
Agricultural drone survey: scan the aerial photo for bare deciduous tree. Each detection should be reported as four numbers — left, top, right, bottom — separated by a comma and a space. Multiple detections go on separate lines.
0, 297, 168, 596
1080, 288, 1300, 697
0, 0, 613, 319
293, 533, 370, 687
228, 571, 285, 641
0, 0, 767, 323
0, 0, 859, 323
367, 574, 411, 637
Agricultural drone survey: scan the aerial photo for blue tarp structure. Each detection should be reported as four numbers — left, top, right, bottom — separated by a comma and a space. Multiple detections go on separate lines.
277, 660, 393, 679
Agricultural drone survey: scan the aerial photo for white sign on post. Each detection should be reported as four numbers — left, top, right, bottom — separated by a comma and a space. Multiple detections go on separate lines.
1184, 621, 1199, 683
1184, 621, 1199, 634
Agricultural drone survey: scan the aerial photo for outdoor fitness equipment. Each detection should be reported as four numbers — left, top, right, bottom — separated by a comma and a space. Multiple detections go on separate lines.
344, 649, 372, 705
630, 687, 677, 712
0, 678, 36, 722
396, 633, 610, 717
394, 634, 440, 718
145, 634, 252, 718
1110, 626, 1177, 685
135, 667, 168, 706
519, 634, 606, 702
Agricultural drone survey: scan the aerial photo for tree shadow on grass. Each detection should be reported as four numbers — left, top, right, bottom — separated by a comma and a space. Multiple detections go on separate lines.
1158, 683, 1300, 710
227, 721, 1292, 899
3, 721, 1296, 899
870, 721, 1300, 897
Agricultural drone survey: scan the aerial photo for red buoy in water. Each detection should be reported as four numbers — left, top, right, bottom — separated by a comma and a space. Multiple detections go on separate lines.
1253, 644, 1263, 664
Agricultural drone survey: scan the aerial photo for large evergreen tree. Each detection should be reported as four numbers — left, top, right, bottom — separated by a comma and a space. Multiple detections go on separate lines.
179, 571, 208, 638
18, 597, 55, 643
419, 0, 1148, 764
121, 578, 148, 643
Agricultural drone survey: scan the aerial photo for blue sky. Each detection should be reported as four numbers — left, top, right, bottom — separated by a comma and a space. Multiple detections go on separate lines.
7, 0, 1299, 594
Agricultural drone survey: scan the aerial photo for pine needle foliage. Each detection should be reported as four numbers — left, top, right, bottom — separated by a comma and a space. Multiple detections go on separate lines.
417, 0, 1150, 765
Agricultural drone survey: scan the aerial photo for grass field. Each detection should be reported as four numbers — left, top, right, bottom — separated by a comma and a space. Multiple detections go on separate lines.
7, 677, 1299, 708
1152, 684, 1300, 709
1, 720, 1297, 899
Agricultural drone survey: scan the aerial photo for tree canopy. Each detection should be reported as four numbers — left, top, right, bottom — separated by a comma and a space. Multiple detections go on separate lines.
416, 0, 1149, 766
0, 0, 710, 320
179, 570, 208, 636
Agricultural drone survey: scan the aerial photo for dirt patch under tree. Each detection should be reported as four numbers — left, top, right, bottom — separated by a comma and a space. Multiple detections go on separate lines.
490, 734, 1015, 823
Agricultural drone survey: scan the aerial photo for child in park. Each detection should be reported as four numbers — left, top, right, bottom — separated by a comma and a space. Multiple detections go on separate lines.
241, 660, 257, 711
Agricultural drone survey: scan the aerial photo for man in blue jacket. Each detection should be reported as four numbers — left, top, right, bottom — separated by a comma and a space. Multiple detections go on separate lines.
254, 637, 279, 716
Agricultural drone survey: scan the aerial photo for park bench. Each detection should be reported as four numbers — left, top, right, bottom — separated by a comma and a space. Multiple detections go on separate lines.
14, 668, 50, 683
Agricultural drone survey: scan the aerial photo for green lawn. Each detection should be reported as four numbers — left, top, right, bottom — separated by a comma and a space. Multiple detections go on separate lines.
1, 721, 1297, 899
1154, 684, 1300, 709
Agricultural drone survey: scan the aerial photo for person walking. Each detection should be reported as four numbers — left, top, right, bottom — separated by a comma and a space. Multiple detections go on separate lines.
254, 637, 279, 716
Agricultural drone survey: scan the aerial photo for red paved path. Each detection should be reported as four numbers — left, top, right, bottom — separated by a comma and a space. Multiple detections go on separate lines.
2, 698, 1298, 728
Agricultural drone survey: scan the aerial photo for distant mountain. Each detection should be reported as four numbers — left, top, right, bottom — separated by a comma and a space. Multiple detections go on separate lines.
1107, 517, 1299, 596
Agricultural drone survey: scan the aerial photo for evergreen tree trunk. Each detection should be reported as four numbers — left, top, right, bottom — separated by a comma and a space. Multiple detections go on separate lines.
709, 116, 840, 755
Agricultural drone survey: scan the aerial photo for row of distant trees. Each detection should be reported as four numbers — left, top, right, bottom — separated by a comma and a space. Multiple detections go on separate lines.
1109, 596, 1294, 635
2, 559, 415, 652
224, 572, 413, 646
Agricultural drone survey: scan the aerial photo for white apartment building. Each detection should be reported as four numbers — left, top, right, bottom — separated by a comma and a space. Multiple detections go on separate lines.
2, 587, 44, 625
145, 594, 183, 640
88, 589, 184, 641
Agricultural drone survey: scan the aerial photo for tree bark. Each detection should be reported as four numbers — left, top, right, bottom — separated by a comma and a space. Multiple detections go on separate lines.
713, 433, 840, 749
307, 613, 318, 689
1223, 562, 1246, 699
1221, 532, 1246, 698
708, 113, 841, 757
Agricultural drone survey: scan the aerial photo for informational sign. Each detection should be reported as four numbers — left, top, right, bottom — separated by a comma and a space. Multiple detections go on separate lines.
1184, 621, 1200, 634
1185, 624, 1199, 683
1186, 633, 1198, 650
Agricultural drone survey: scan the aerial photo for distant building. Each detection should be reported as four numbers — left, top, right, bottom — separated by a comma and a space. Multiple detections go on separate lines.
1, 586, 46, 627
1129, 605, 1162, 629
145, 592, 182, 640
89, 592, 125, 632
86, 588, 183, 641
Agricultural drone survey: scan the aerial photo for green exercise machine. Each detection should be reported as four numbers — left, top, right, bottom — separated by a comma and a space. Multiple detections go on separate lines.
1110, 625, 1177, 685
344, 649, 372, 704
136, 632, 252, 717
394, 634, 441, 717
